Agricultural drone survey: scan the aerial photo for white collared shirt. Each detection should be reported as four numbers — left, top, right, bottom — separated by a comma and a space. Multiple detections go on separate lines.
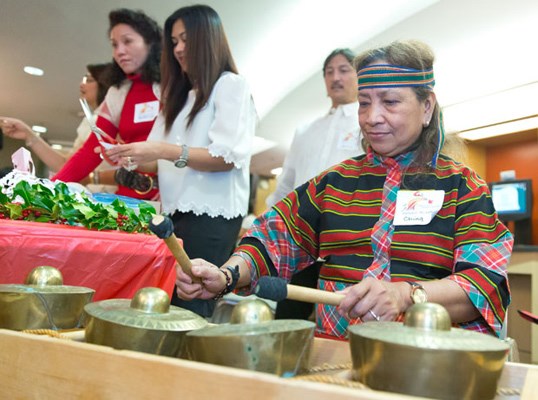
267, 102, 362, 206
148, 72, 257, 219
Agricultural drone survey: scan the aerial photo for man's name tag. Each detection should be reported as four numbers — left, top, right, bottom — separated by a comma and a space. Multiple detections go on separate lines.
134, 100, 159, 123
394, 190, 444, 226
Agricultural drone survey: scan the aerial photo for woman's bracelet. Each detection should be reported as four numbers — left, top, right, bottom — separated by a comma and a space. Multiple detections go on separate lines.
213, 265, 240, 300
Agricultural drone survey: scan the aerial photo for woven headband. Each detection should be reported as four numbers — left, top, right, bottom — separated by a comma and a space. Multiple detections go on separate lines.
357, 63, 443, 166
357, 64, 435, 90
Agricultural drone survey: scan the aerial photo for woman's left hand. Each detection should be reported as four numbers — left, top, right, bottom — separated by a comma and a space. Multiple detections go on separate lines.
175, 259, 227, 300
337, 278, 408, 322
105, 142, 164, 168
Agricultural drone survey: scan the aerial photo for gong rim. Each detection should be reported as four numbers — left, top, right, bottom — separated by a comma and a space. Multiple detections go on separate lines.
348, 321, 510, 352
84, 299, 208, 332
187, 319, 314, 337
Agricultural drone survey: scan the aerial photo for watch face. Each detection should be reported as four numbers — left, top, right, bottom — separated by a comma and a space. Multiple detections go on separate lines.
412, 287, 428, 304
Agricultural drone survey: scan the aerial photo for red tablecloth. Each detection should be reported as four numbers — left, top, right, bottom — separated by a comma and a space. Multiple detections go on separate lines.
0, 220, 177, 301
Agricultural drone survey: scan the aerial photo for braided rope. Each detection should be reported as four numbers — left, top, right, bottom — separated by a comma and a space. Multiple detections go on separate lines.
292, 362, 366, 389
22, 329, 73, 340
291, 374, 369, 390
496, 386, 521, 396
304, 362, 352, 373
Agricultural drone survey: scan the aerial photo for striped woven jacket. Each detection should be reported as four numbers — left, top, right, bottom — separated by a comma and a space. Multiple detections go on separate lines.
236, 153, 512, 338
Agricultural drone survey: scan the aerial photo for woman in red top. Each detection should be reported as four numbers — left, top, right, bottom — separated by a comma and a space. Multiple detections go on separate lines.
53, 9, 162, 200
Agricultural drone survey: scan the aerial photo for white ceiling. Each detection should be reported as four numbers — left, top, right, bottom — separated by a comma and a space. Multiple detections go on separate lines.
1, 0, 537, 176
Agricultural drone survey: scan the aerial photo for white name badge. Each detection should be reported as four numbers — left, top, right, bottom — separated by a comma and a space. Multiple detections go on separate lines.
394, 190, 445, 226
134, 100, 159, 123
337, 129, 359, 151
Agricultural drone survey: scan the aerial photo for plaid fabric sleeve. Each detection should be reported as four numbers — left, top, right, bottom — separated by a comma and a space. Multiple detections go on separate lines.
450, 234, 512, 336
451, 169, 513, 337
232, 208, 316, 293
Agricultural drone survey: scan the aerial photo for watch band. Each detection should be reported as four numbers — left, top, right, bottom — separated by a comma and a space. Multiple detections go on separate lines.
174, 144, 189, 168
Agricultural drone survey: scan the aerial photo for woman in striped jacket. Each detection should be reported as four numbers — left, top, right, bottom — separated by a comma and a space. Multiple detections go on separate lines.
174, 40, 512, 340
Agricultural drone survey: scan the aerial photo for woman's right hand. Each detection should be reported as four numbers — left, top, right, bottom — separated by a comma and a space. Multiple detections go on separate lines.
337, 277, 408, 322
175, 258, 227, 300
0, 117, 34, 142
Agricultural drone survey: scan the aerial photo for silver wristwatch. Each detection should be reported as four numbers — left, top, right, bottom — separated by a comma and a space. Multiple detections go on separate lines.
174, 144, 189, 168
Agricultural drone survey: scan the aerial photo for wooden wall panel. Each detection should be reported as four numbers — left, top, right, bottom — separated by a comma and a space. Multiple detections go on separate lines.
464, 142, 487, 179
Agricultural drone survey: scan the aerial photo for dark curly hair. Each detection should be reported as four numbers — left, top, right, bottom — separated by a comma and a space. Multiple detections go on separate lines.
106, 9, 162, 86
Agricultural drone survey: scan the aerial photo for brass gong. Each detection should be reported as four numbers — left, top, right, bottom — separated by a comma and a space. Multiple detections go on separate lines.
84, 287, 208, 357
348, 303, 509, 400
0, 266, 95, 330
185, 319, 315, 376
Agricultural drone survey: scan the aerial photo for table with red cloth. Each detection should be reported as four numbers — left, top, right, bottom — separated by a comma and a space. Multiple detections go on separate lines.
0, 219, 177, 301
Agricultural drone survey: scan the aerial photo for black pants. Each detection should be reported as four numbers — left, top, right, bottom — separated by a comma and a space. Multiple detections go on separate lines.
274, 261, 322, 320
170, 211, 242, 318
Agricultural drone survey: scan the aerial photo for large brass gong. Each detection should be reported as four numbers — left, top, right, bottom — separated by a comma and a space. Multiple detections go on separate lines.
348, 303, 509, 400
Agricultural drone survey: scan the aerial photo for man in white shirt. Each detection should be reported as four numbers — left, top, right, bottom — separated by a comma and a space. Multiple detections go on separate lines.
267, 48, 363, 319
266, 48, 362, 207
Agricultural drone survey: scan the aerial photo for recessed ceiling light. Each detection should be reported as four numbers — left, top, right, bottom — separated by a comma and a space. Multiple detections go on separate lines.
270, 167, 283, 176
23, 66, 44, 76
31, 125, 47, 133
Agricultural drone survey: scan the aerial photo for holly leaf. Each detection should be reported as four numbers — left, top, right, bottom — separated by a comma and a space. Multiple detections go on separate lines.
73, 203, 98, 220
0, 180, 156, 233
4, 202, 23, 220
12, 181, 34, 204
0, 191, 9, 204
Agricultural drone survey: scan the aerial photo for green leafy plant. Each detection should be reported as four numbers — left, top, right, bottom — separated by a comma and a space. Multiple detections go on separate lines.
0, 180, 156, 233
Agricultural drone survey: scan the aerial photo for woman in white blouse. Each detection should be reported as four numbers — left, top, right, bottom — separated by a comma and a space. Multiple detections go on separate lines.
106, 5, 256, 317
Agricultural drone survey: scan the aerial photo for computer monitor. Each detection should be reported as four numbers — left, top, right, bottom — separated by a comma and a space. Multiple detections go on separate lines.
489, 179, 533, 221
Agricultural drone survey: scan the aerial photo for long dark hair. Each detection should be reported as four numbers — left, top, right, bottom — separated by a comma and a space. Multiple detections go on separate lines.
161, 5, 238, 130
106, 9, 162, 87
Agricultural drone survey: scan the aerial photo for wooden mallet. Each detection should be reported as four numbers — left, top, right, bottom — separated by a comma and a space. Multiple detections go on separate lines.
148, 214, 200, 283
254, 276, 344, 306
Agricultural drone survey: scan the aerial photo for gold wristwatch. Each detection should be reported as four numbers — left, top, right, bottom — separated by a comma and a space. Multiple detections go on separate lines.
406, 281, 428, 304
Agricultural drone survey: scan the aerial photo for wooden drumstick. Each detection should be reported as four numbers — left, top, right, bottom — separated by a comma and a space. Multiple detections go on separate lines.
254, 276, 344, 306
148, 215, 200, 282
